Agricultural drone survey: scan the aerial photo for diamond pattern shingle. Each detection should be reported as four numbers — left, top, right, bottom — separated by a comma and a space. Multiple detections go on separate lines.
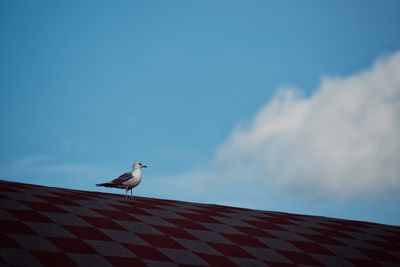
1, 180, 399, 267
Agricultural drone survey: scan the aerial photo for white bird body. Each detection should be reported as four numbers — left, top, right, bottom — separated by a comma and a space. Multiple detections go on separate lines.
122, 166, 142, 188
96, 162, 147, 198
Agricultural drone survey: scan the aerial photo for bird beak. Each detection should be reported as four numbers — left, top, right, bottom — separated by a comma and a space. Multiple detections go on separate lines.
142, 165, 147, 168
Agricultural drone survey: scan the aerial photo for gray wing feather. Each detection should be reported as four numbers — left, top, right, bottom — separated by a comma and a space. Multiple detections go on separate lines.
111, 172, 133, 184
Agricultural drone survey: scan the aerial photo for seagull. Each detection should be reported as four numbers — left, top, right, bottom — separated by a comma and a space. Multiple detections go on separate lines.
96, 162, 147, 198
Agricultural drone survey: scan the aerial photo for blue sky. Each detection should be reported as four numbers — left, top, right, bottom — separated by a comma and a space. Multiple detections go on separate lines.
1, 1, 400, 225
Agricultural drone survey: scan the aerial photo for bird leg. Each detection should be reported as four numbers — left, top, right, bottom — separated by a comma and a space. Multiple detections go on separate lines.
130, 189, 134, 199
125, 188, 128, 198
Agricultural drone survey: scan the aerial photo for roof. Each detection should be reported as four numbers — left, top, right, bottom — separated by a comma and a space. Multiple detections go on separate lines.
0, 180, 399, 267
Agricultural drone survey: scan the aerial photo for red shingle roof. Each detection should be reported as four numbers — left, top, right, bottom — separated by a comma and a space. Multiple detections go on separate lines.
1, 180, 399, 266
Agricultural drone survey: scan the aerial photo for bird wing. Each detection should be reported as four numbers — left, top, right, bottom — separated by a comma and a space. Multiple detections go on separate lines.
111, 172, 133, 185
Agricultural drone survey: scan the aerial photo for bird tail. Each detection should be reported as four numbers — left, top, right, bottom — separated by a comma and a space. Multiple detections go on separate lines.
96, 182, 115, 187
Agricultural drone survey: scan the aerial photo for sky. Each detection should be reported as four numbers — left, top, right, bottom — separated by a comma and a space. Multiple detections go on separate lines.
1, 1, 400, 226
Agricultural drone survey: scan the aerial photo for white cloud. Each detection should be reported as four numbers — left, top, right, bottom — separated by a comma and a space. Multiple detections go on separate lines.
212, 51, 400, 198
164, 51, 400, 203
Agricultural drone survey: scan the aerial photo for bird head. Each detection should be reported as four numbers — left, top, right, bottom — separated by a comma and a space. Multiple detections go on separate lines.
133, 162, 147, 169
